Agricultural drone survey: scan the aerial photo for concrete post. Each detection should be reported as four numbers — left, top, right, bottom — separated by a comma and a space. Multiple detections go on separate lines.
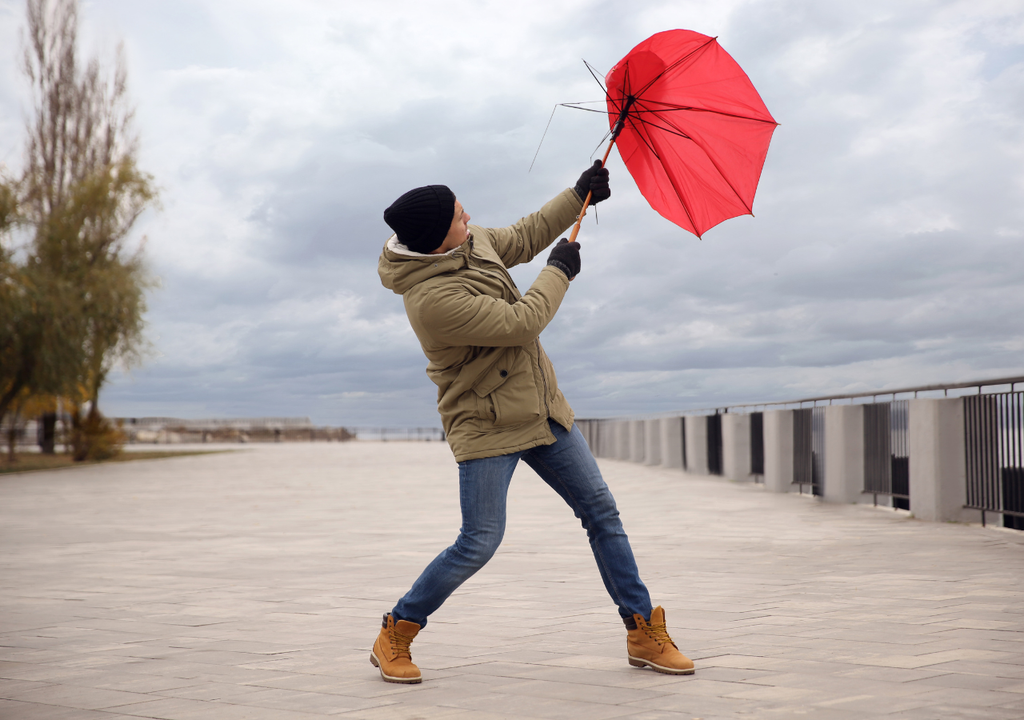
594, 422, 605, 458
595, 421, 610, 458
909, 398, 979, 523
598, 420, 613, 458
644, 419, 662, 466
585, 420, 599, 457
660, 417, 684, 469
599, 420, 615, 458
590, 420, 604, 457
584, 420, 599, 456
685, 415, 708, 475
823, 404, 865, 504
576, 419, 590, 450
616, 421, 631, 461
629, 421, 646, 463
764, 409, 794, 493
722, 413, 752, 482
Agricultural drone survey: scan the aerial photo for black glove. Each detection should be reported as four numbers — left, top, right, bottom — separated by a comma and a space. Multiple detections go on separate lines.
546, 238, 581, 280
573, 160, 610, 205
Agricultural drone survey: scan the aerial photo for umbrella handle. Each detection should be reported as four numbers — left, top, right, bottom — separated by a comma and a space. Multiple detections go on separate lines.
568, 136, 618, 244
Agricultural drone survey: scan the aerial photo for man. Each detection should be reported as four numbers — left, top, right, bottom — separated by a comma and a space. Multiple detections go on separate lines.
374, 162, 694, 683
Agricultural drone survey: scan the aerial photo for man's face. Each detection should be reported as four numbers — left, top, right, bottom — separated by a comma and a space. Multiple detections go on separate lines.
430, 200, 471, 255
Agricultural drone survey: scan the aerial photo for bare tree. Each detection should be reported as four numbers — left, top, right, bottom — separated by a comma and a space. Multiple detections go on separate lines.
21, 0, 135, 226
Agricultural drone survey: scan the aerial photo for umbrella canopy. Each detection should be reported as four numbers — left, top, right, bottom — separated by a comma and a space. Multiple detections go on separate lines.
603, 30, 777, 238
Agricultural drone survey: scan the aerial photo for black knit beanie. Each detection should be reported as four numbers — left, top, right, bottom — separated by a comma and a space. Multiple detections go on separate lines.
383, 185, 456, 254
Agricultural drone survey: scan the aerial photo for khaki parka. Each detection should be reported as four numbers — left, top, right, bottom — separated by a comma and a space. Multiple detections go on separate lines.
378, 188, 584, 462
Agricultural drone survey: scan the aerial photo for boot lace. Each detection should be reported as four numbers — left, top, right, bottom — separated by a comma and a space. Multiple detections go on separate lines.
644, 620, 675, 647
390, 628, 414, 659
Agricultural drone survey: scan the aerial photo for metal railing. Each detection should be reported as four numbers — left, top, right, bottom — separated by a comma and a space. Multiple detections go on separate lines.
863, 401, 910, 509
811, 407, 825, 496
707, 413, 723, 475
793, 408, 813, 493
793, 407, 824, 495
595, 374, 1024, 420
965, 391, 1024, 528
681, 416, 688, 470
576, 373, 1024, 532
750, 412, 764, 477
891, 401, 910, 510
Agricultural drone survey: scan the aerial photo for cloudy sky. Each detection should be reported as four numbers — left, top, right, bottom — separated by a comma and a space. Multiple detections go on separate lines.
1, 0, 1022, 428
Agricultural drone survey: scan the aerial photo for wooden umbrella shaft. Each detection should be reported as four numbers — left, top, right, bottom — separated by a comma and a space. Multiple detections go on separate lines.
568, 96, 634, 244
568, 138, 616, 244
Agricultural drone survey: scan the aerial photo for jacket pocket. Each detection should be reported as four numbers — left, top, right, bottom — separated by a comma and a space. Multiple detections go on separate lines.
472, 349, 541, 428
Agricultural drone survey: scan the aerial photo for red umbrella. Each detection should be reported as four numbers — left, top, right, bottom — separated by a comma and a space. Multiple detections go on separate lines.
569, 29, 778, 240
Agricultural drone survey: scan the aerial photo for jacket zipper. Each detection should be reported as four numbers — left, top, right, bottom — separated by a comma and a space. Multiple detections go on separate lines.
535, 338, 551, 418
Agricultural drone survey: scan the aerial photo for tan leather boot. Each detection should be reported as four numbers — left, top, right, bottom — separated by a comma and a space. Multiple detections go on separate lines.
626, 606, 695, 675
370, 613, 422, 683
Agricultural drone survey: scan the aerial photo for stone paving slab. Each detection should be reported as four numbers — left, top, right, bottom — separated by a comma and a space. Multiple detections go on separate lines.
1, 441, 1023, 719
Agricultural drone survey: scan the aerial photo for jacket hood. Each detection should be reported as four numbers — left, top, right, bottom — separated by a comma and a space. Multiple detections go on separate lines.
378, 232, 473, 295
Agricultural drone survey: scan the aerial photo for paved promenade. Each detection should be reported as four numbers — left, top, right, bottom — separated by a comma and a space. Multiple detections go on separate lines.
2, 442, 1024, 719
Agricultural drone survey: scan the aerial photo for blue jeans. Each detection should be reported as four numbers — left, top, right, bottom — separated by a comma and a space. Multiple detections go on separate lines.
392, 420, 653, 627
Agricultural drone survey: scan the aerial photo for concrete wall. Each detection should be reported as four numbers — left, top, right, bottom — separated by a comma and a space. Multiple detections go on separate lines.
764, 409, 794, 493
578, 394, 998, 529
685, 415, 709, 475
909, 398, 979, 523
660, 417, 684, 469
644, 419, 662, 466
823, 404, 866, 504
722, 413, 752, 482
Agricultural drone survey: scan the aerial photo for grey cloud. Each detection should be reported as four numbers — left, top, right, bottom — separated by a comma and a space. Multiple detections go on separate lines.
3, 0, 1022, 426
